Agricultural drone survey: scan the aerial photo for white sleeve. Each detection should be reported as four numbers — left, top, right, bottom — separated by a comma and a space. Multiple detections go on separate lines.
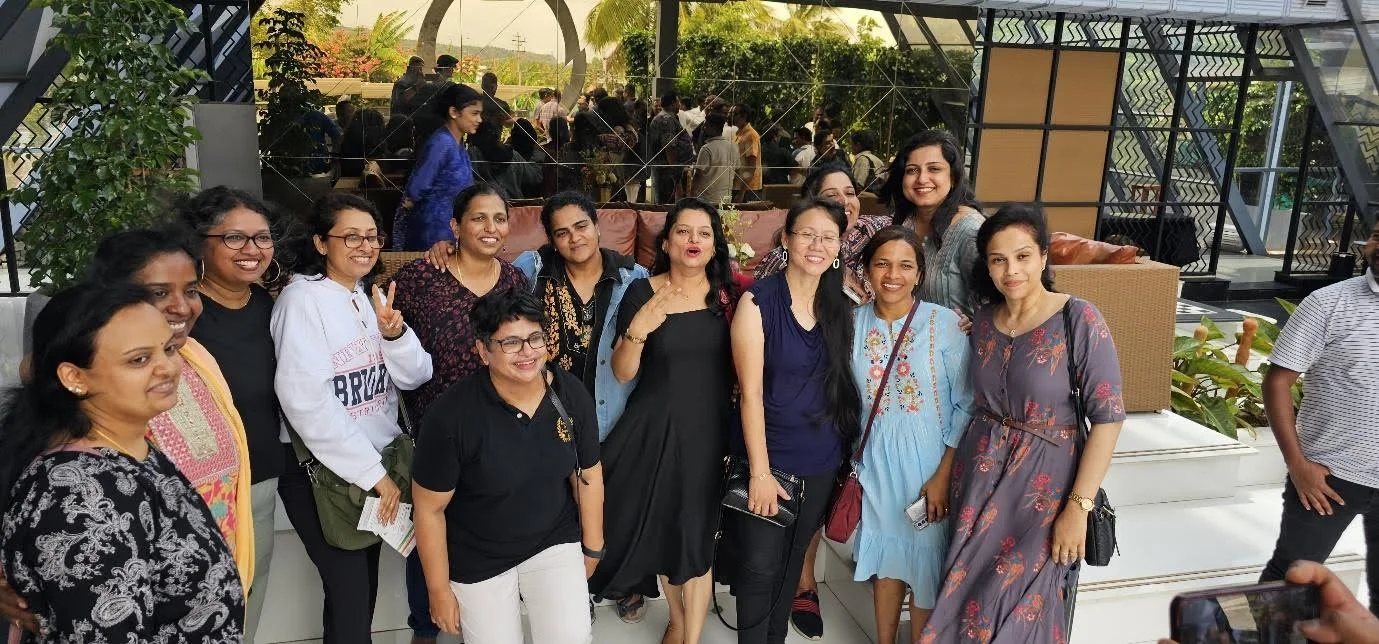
271, 290, 387, 489
381, 326, 433, 391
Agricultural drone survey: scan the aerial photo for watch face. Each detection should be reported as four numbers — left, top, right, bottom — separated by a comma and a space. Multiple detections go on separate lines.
1079, 498, 1094, 511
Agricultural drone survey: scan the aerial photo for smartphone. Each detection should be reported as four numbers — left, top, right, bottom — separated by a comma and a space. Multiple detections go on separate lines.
904, 495, 931, 531
1169, 581, 1320, 644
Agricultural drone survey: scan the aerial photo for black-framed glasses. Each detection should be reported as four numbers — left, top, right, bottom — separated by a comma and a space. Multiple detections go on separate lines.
327, 234, 387, 249
205, 233, 275, 250
790, 230, 841, 247
490, 332, 548, 354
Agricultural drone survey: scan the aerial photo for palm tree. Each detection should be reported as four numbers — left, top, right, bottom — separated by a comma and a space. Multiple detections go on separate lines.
778, 3, 848, 39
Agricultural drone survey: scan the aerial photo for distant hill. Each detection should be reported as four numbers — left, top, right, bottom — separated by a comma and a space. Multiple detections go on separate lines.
398, 39, 557, 64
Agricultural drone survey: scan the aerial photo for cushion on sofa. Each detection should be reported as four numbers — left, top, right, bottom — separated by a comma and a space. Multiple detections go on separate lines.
497, 206, 640, 262
635, 209, 787, 270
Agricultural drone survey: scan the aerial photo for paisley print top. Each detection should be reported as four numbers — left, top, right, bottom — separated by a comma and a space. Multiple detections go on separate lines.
0, 446, 245, 643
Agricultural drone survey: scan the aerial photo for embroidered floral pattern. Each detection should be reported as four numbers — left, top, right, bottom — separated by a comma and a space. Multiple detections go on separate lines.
862, 322, 922, 417
542, 275, 594, 374
146, 360, 240, 557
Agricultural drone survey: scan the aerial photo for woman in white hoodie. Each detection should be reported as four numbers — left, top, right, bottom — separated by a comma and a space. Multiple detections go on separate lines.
271, 192, 434, 644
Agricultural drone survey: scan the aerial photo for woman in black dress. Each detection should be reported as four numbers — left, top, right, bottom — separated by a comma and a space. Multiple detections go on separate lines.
590, 197, 741, 644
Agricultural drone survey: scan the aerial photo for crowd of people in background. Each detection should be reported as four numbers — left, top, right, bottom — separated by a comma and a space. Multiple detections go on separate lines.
311, 54, 895, 225
0, 88, 1374, 644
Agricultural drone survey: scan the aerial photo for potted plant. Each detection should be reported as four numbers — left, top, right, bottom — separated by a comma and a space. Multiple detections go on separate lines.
7, 0, 206, 292
1171, 298, 1302, 440
256, 9, 333, 213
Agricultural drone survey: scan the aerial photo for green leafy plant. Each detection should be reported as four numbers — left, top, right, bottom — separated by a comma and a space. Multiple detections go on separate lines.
1171, 298, 1303, 440
256, 10, 327, 180
7, 0, 206, 291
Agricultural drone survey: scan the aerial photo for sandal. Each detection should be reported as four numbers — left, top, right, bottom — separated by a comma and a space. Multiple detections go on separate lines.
615, 594, 647, 624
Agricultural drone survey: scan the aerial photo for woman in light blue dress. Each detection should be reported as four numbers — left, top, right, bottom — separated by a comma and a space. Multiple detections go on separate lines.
850, 225, 974, 643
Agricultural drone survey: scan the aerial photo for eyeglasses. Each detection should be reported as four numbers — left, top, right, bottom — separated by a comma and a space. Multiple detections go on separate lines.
490, 332, 549, 354
205, 233, 275, 250
327, 234, 387, 249
790, 230, 842, 247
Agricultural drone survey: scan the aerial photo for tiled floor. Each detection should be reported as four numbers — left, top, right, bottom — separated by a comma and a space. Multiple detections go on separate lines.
286, 583, 873, 644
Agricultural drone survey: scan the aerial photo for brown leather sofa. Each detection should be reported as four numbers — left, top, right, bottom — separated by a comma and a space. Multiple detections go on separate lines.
379, 205, 789, 283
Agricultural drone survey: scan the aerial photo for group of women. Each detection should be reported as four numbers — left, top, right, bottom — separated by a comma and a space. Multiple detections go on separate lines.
0, 127, 1125, 644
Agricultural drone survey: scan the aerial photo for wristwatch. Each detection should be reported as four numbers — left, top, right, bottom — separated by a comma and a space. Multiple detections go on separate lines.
1067, 492, 1094, 512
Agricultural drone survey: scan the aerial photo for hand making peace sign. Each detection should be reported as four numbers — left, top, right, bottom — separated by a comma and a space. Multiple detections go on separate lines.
372, 282, 405, 339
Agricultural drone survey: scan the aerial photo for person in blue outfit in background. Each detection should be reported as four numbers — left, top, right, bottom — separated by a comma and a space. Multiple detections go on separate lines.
395, 83, 483, 250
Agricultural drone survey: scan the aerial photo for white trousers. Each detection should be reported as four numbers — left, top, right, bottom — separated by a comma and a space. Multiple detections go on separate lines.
452, 541, 592, 644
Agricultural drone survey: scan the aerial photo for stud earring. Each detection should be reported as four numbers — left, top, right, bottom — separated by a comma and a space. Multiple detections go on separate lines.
70, 387, 84, 396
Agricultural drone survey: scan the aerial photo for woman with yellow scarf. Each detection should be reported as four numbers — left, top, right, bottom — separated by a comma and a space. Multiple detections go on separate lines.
88, 228, 256, 585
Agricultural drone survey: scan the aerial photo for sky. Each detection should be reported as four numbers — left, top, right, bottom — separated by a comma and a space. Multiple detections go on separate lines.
335, 0, 893, 62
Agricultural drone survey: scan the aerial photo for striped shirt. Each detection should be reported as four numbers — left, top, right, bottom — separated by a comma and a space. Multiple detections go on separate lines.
1269, 272, 1379, 489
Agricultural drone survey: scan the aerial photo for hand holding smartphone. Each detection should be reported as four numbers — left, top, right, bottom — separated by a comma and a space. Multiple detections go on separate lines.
905, 495, 931, 531
1169, 581, 1320, 644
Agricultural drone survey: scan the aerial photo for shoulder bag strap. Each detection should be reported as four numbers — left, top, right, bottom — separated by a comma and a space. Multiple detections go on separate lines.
1061, 299, 1090, 444
852, 302, 921, 463
545, 370, 589, 486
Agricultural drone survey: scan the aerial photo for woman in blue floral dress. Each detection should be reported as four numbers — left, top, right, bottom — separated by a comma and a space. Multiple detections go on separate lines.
922, 205, 1124, 644
850, 226, 974, 643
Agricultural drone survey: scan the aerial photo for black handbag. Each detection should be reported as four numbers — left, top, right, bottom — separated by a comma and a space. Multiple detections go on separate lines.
1062, 300, 1118, 568
720, 455, 803, 529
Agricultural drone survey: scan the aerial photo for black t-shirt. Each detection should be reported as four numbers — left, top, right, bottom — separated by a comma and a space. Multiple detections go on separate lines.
189, 285, 284, 483
412, 366, 600, 584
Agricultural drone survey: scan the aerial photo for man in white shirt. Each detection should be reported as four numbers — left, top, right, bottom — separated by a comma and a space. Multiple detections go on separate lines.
690, 114, 737, 206
1258, 218, 1379, 617
790, 126, 815, 184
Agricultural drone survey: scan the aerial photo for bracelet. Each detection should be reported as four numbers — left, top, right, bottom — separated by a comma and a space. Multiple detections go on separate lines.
382, 324, 407, 341
581, 544, 605, 560
623, 331, 647, 344
752, 472, 772, 481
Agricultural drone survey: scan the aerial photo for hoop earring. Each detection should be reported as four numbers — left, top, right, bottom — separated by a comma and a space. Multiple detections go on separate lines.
832, 258, 841, 269
783, 249, 788, 263
260, 258, 284, 285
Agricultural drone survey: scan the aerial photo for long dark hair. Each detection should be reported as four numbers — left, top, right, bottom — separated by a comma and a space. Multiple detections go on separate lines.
971, 203, 1056, 305
879, 130, 980, 249
87, 227, 202, 285
0, 282, 157, 511
783, 197, 861, 439
510, 118, 539, 158
173, 185, 291, 289
860, 225, 926, 295
283, 192, 383, 281
651, 197, 740, 317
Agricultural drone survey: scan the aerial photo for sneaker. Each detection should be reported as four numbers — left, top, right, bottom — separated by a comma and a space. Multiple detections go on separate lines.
789, 590, 823, 640
615, 594, 647, 624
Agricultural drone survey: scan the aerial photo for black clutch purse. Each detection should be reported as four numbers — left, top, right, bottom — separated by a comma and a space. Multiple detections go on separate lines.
1062, 301, 1118, 567
720, 456, 803, 528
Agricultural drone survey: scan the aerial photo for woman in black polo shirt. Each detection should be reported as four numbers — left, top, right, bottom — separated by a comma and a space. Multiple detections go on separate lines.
412, 288, 605, 644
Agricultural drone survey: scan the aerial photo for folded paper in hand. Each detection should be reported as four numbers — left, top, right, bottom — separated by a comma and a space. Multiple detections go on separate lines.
357, 496, 416, 556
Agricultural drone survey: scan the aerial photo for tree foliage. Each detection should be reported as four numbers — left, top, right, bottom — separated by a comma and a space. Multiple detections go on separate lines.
318, 11, 412, 81
9, 0, 207, 291
256, 10, 327, 179
625, 27, 972, 154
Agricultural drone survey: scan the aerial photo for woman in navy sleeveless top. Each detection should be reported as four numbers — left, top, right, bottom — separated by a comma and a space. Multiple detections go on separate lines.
727, 198, 862, 644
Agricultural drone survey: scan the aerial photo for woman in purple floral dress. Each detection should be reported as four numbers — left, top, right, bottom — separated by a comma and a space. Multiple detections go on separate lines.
922, 205, 1125, 644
